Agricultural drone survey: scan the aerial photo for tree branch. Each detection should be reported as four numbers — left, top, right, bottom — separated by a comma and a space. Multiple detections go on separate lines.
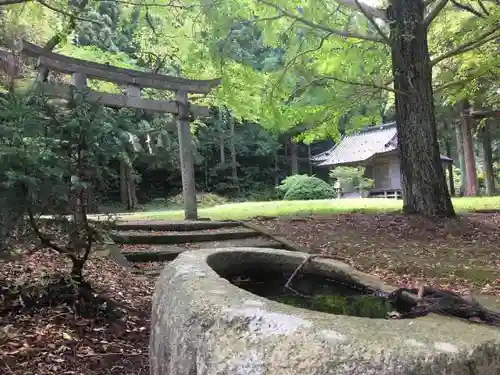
35, 0, 101, 24
334, 0, 387, 21
0, 0, 27, 4
431, 27, 499, 66
27, 209, 77, 262
451, 0, 486, 18
424, 0, 449, 28
257, 0, 386, 44
278, 32, 334, 102
292, 74, 408, 99
434, 71, 492, 92
477, 0, 490, 16
353, 0, 391, 44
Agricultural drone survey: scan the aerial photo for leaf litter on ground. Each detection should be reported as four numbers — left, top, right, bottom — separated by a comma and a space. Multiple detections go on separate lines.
254, 213, 500, 296
0, 243, 154, 375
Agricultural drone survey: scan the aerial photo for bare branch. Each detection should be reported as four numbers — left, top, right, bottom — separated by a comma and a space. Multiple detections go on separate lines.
424, 0, 449, 28
334, 0, 387, 21
431, 27, 500, 66
353, 0, 391, 44
451, 0, 486, 18
257, 0, 387, 44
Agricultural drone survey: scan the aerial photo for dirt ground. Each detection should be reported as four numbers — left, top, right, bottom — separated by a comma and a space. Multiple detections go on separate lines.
255, 213, 500, 295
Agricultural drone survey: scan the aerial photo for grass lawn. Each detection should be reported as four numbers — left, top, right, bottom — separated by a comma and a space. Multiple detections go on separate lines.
122, 196, 500, 221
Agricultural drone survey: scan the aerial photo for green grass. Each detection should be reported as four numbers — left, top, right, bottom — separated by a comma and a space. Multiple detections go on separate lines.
121, 196, 500, 221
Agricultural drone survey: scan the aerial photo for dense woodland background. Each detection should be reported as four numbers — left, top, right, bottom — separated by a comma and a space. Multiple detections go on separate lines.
0, 0, 498, 212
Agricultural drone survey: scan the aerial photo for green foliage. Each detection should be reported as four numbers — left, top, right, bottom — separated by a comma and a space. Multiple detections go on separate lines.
329, 166, 374, 192
276, 174, 311, 195
282, 175, 336, 200
0, 87, 125, 274
168, 192, 229, 208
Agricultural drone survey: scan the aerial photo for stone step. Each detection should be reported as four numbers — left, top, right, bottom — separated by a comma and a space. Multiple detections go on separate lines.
111, 227, 259, 245
122, 236, 288, 262
123, 246, 185, 262
114, 220, 241, 232
181, 237, 289, 250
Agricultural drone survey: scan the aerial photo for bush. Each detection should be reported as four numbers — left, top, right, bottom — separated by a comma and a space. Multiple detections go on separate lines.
276, 174, 311, 197
283, 176, 336, 200
168, 192, 229, 207
329, 166, 374, 193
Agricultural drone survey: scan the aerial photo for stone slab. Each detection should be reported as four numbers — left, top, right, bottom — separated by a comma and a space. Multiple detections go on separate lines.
111, 228, 259, 245
113, 220, 241, 231
150, 247, 500, 375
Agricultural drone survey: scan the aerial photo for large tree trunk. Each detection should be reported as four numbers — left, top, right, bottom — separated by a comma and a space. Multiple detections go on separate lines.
388, 0, 455, 217
455, 120, 467, 195
442, 120, 455, 196
481, 119, 495, 196
460, 100, 478, 196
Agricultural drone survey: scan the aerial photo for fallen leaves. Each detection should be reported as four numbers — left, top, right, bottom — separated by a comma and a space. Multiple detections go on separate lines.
0, 247, 154, 375
255, 213, 500, 295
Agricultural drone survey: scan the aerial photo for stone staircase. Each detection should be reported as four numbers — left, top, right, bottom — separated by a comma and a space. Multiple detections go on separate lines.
108, 220, 303, 276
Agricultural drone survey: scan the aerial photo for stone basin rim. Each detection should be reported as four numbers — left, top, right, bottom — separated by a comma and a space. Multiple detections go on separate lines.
151, 247, 500, 375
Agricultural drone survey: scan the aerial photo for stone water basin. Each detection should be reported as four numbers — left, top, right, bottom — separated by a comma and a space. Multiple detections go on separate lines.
150, 247, 500, 375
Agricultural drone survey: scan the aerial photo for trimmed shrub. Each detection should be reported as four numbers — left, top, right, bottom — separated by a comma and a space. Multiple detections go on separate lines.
283, 176, 336, 200
276, 174, 311, 197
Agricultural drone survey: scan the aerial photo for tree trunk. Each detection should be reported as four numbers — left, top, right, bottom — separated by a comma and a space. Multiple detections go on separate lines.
120, 160, 127, 204
291, 139, 299, 175
218, 110, 225, 165
229, 116, 239, 192
455, 120, 467, 195
442, 120, 455, 196
120, 160, 138, 211
460, 100, 478, 196
71, 259, 85, 284
308, 144, 313, 175
219, 134, 225, 165
388, 0, 455, 217
273, 144, 279, 186
481, 119, 495, 196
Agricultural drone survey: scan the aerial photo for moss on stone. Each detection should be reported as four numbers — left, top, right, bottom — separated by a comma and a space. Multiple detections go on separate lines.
276, 294, 389, 318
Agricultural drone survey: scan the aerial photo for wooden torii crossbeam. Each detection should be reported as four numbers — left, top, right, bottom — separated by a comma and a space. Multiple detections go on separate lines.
12, 40, 221, 220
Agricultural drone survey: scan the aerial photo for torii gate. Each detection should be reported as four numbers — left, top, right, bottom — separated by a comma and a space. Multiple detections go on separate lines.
17, 40, 221, 220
